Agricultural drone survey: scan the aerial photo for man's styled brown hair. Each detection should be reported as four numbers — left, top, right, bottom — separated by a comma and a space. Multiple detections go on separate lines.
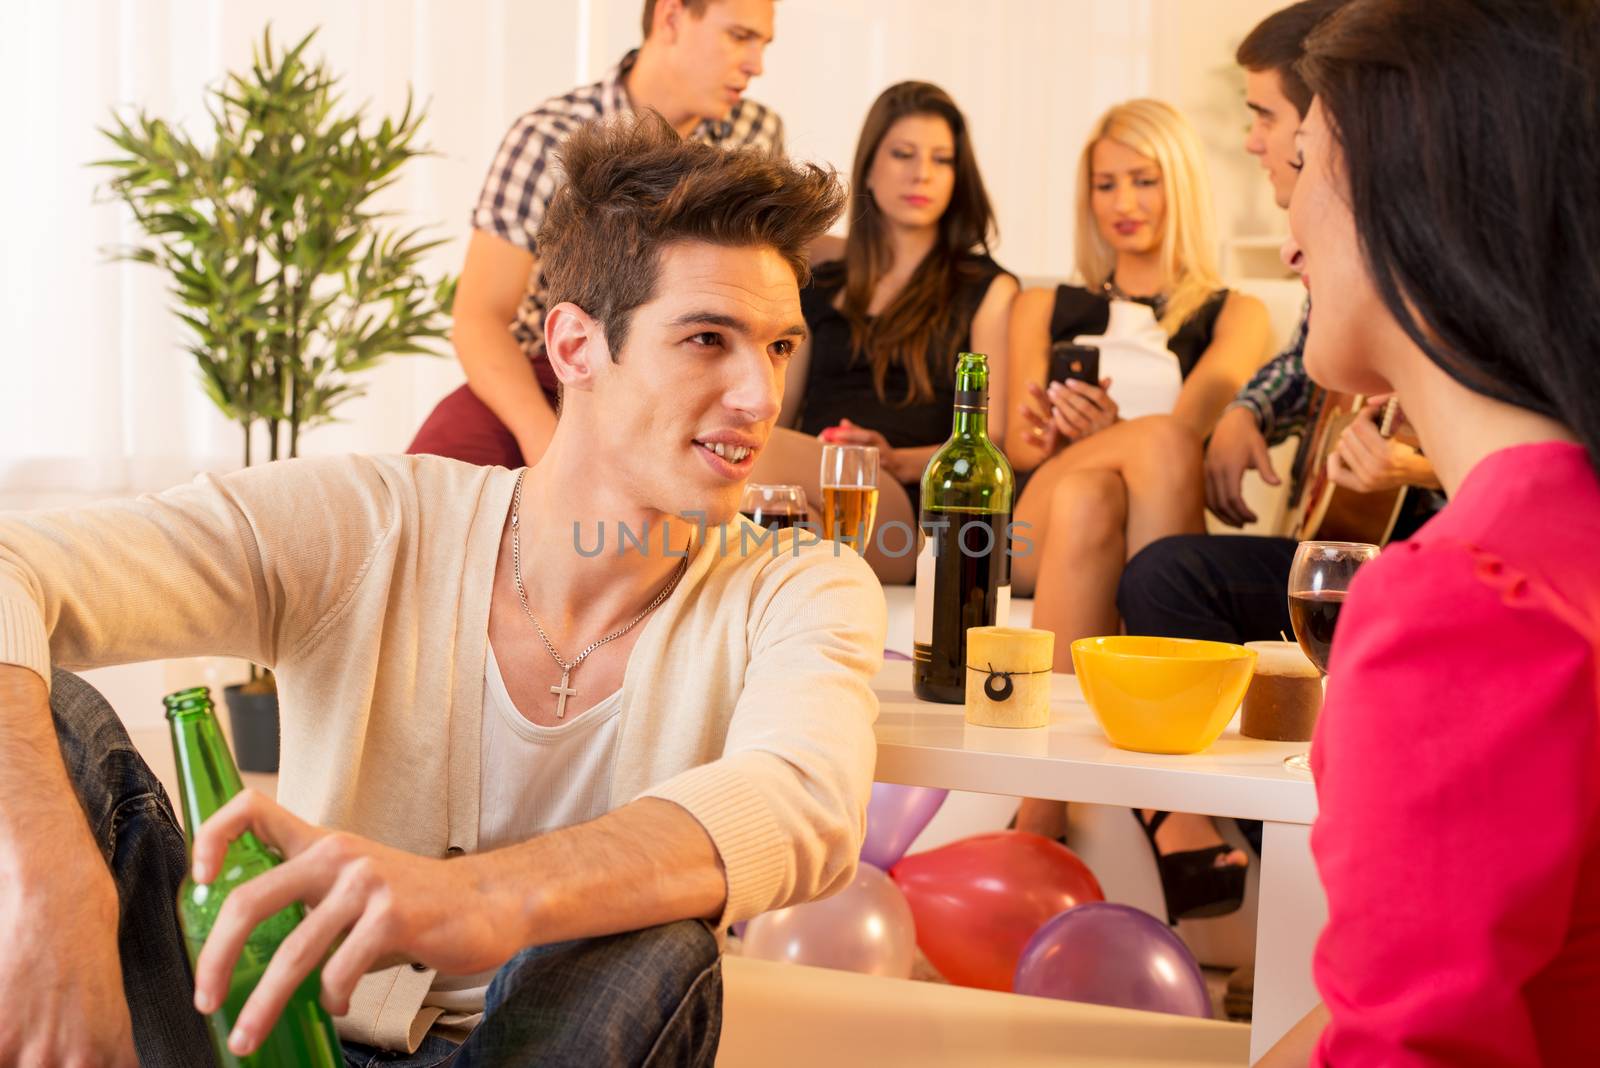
1235, 0, 1348, 116
538, 110, 843, 360
641, 0, 710, 38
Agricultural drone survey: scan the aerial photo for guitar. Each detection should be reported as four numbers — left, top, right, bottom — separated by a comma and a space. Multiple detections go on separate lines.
1285, 390, 1411, 545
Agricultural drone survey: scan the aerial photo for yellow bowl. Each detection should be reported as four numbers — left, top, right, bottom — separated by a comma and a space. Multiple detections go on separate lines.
1070, 636, 1258, 755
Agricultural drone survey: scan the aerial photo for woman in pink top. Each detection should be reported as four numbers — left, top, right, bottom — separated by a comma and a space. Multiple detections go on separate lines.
1259, 1, 1600, 1065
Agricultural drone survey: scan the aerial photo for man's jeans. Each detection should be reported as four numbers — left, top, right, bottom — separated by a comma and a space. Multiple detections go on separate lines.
48, 671, 723, 1067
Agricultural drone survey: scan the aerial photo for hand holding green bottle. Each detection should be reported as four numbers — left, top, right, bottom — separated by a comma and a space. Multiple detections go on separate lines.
169, 687, 519, 1062
187, 788, 520, 1058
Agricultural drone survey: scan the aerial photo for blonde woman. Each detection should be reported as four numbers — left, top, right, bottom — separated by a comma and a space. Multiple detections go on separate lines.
1006, 99, 1269, 665
1008, 101, 1269, 854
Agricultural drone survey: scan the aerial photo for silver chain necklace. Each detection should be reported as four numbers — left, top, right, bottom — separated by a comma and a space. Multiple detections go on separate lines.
509, 471, 687, 718
1103, 275, 1169, 320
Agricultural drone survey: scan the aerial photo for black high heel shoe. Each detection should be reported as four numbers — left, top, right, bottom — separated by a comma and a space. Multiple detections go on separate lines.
1135, 810, 1247, 925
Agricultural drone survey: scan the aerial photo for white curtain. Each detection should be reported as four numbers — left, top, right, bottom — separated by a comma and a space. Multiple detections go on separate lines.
2, 0, 1286, 511
0, 0, 601, 507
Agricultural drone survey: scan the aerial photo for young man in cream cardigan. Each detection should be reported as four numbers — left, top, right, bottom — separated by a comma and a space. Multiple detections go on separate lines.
0, 114, 884, 1066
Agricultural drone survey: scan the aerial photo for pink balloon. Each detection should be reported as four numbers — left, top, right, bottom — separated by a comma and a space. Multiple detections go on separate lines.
861, 783, 948, 870
891, 831, 1104, 991
1014, 903, 1212, 1018
740, 863, 916, 978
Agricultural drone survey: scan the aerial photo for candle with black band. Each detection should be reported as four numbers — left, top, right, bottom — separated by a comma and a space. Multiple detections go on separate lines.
963, 626, 1055, 728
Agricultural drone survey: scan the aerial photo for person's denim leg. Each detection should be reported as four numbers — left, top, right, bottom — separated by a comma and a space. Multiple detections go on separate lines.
49, 670, 216, 1067
452, 919, 722, 1067
339, 1034, 461, 1068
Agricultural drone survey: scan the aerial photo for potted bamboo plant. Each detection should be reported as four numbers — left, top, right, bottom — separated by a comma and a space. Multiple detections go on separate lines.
97, 28, 456, 770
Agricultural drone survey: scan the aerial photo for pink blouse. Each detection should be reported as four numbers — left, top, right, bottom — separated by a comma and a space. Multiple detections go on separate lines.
1311, 441, 1600, 1066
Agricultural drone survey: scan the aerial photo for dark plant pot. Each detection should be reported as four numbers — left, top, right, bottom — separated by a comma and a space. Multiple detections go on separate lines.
223, 683, 280, 774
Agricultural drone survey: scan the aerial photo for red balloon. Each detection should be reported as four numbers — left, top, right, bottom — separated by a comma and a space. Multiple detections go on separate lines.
890, 831, 1104, 991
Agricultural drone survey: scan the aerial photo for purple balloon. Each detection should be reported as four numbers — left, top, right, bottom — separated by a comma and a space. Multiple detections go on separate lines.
1012, 903, 1212, 1018
860, 782, 948, 870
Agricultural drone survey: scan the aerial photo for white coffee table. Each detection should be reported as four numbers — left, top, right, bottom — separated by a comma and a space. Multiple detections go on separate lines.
871, 660, 1325, 1064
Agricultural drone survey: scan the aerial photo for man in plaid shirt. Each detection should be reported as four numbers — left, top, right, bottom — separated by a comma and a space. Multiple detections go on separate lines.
409, 0, 784, 468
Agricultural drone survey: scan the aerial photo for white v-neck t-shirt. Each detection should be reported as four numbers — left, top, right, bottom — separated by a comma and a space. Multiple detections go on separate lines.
424, 640, 625, 1020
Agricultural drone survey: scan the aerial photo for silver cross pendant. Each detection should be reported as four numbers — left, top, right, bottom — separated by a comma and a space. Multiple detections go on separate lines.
549, 669, 577, 719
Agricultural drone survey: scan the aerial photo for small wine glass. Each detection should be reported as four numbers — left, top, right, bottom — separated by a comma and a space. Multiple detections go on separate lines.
1282, 540, 1380, 773
819, 444, 880, 553
738, 483, 808, 531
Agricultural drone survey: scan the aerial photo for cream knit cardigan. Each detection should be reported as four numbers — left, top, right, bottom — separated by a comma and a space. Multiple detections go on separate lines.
0, 454, 886, 1050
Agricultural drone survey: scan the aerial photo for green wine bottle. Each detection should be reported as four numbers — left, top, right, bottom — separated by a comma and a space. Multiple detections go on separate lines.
913, 352, 1015, 703
165, 687, 343, 1067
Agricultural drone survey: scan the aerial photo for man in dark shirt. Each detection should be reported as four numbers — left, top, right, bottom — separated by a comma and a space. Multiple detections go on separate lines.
1117, 1, 1441, 650
1098, 7, 1435, 1006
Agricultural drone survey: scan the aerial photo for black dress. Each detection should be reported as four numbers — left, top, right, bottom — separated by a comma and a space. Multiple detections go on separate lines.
797, 254, 1014, 449
1047, 284, 1230, 380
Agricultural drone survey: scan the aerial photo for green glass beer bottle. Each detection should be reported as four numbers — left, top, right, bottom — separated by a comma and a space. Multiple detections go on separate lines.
912, 352, 1015, 703
164, 687, 342, 1067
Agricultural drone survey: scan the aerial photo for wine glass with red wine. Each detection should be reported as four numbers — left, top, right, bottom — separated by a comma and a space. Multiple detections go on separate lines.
739, 484, 808, 531
1283, 540, 1380, 772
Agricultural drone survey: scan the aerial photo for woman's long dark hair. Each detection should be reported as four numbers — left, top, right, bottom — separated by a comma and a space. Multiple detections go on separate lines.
1301, 0, 1600, 469
841, 81, 998, 407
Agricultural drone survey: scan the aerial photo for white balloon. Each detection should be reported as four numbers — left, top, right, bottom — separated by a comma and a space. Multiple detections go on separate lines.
740, 863, 916, 978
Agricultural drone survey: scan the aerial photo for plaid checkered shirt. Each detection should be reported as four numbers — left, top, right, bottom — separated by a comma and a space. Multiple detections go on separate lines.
1227, 296, 1313, 445
471, 50, 785, 378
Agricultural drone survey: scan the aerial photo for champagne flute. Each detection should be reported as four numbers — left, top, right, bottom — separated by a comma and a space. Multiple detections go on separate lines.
739, 484, 808, 530
1283, 540, 1380, 772
820, 444, 880, 554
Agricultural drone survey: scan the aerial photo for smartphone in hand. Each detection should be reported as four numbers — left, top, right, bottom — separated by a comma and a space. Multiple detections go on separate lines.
1047, 341, 1100, 388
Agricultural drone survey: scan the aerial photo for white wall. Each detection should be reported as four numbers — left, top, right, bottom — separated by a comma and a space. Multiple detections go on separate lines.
1, 0, 1290, 501
1151, 0, 1286, 241
696, 0, 1155, 283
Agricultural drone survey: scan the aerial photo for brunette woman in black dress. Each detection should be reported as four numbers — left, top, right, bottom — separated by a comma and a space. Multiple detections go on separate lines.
747, 81, 1018, 583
